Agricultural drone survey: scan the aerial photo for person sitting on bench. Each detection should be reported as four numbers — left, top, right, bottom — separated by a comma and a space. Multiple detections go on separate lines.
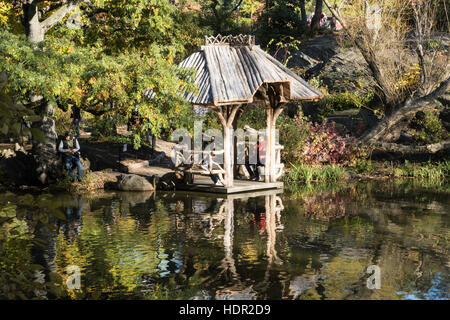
58, 132, 83, 182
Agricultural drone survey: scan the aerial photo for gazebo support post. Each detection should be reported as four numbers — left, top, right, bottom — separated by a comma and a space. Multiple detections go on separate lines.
223, 125, 234, 187
265, 104, 273, 183
232, 106, 246, 178
213, 104, 241, 188
264, 86, 285, 183
271, 104, 284, 182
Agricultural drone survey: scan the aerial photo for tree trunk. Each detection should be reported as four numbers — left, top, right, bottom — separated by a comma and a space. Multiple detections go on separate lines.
22, 2, 60, 184
369, 139, 450, 155
322, 0, 450, 155
360, 76, 450, 145
31, 103, 60, 184
310, 0, 323, 31
23, 2, 45, 43
299, 0, 307, 25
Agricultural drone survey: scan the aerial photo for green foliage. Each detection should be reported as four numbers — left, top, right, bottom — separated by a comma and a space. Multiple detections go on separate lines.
393, 160, 449, 181
355, 159, 375, 174
257, 0, 307, 45
89, 114, 124, 139
132, 133, 142, 150
283, 163, 347, 183
309, 76, 323, 89
267, 36, 302, 65
239, 0, 264, 31
200, 111, 222, 132
411, 111, 449, 144
54, 107, 72, 136
0, 73, 43, 141
197, 0, 262, 34
0, 192, 68, 299
0, 0, 22, 33
315, 91, 375, 121
51, 171, 76, 193
276, 112, 310, 165
0, 0, 200, 147
105, 134, 134, 145
237, 107, 267, 130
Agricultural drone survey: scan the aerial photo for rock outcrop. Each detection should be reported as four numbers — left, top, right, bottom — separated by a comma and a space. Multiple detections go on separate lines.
116, 174, 154, 191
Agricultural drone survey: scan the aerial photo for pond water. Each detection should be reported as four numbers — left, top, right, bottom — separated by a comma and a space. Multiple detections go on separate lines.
0, 180, 449, 300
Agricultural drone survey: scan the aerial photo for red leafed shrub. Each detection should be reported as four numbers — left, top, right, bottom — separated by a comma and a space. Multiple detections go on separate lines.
299, 117, 357, 165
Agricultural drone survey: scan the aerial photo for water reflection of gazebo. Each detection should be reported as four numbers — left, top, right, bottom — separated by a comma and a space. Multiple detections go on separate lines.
160, 35, 323, 193
173, 189, 285, 299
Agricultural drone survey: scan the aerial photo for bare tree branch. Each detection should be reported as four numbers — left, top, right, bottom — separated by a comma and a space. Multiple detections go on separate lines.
323, 0, 393, 107
231, 0, 244, 13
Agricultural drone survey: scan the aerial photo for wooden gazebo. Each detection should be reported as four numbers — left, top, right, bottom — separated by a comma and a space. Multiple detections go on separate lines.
165, 35, 323, 192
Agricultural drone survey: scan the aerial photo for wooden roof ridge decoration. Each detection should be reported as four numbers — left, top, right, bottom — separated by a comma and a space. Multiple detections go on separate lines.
204, 34, 255, 46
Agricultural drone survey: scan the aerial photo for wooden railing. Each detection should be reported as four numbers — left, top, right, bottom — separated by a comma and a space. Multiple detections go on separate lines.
173, 143, 284, 184
173, 145, 226, 185
274, 144, 284, 180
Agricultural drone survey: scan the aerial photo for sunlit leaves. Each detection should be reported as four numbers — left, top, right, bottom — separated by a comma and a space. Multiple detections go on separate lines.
0, 0, 22, 33
0, 0, 200, 146
0, 72, 42, 140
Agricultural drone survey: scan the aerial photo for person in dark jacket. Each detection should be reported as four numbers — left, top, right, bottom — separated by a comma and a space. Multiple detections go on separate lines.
71, 106, 81, 138
58, 132, 83, 182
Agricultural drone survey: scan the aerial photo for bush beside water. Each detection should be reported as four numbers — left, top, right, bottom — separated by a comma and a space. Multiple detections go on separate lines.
283, 164, 347, 183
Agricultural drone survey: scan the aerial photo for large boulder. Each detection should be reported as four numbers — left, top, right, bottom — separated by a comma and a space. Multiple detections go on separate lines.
285, 35, 339, 71
284, 35, 376, 95
307, 48, 376, 94
116, 174, 154, 191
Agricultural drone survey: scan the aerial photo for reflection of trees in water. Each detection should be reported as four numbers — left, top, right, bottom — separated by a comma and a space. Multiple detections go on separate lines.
282, 181, 450, 300
31, 195, 84, 299
16, 180, 449, 299
61, 196, 83, 244
172, 197, 226, 240
304, 193, 347, 220
31, 219, 59, 299
298, 186, 364, 221
295, 180, 449, 223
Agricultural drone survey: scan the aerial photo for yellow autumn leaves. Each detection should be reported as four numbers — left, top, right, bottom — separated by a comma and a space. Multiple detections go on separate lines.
394, 64, 421, 91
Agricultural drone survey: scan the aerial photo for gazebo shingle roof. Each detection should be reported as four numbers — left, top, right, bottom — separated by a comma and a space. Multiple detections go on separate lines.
146, 35, 323, 106
180, 41, 323, 106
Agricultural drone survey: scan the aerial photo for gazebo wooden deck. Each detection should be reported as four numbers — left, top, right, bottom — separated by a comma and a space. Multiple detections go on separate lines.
175, 173, 283, 194
149, 35, 323, 194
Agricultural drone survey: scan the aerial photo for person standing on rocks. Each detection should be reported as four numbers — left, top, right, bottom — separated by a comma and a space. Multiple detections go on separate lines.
71, 106, 82, 138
